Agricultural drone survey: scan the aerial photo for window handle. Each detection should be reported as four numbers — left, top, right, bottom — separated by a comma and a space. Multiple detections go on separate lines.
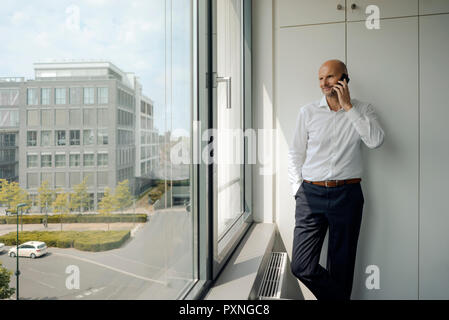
216, 76, 232, 109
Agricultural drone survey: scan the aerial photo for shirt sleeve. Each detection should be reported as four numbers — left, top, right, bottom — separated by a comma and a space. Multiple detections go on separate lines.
288, 108, 308, 197
345, 103, 385, 149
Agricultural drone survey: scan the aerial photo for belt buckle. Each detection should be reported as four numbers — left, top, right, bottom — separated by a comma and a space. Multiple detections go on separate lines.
325, 180, 336, 187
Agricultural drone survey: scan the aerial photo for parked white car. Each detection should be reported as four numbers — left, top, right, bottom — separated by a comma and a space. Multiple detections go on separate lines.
0, 242, 4, 252
8, 241, 47, 259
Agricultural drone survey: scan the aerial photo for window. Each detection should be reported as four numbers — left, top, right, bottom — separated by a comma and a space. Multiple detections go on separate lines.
55, 88, 66, 104
83, 153, 94, 166
56, 130, 66, 146
1, 0, 202, 301
0, 89, 19, 106
97, 153, 108, 166
55, 109, 67, 125
41, 131, 52, 146
83, 87, 95, 104
41, 154, 52, 168
27, 88, 38, 105
69, 172, 81, 187
0, 110, 19, 127
69, 154, 80, 167
98, 87, 108, 104
97, 171, 108, 186
41, 88, 51, 105
27, 131, 37, 146
41, 172, 53, 187
97, 109, 108, 126
69, 109, 81, 126
41, 109, 53, 127
70, 87, 82, 104
27, 110, 39, 126
27, 173, 38, 188
83, 109, 95, 127
70, 130, 80, 145
27, 154, 38, 168
55, 154, 66, 167
83, 173, 94, 187
97, 129, 108, 145
83, 129, 94, 145
55, 172, 66, 188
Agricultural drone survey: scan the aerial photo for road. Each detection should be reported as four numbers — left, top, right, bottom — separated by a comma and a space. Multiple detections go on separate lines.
0, 208, 195, 300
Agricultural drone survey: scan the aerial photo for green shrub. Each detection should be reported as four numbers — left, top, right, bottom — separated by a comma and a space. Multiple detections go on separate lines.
0, 230, 130, 252
0, 214, 147, 225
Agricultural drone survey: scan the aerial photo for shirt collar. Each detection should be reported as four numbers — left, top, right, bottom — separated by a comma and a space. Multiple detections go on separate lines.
318, 96, 329, 108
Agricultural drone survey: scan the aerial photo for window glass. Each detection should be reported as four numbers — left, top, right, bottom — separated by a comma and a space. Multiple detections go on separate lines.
27, 88, 38, 105
41, 131, 52, 146
27, 154, 38, 168
41, 172, 53, 187
55, 88, 66, 104
0, 0, 198, 301
69, 109, 81, 126
41, 88, 51, 105
56, 130, 66, 146
83, 153, 94, 166
97, 153, 108, 166
55, 109, 67, 125
0, 89, 19, 106
41, 110, 53, 127
98, 87, 108, 104
69, 154, 80, 167
97, 171, 108, 186
97, 129, 108, 145
55, 154, 66, 167
83, 109, 95, 127
27, 131, 37, 146
83, 87, 95, 104
69, 171, 81, 187
83, 129, 94, 145
70, 130, 80, 145
41, 154, 52, 168
70, 87, 82, 104
97, 108, 108, 126
55, 172, 66, 188
27, 110, 39, 126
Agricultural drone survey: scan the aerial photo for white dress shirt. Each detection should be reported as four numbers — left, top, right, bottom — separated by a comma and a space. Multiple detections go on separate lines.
288, 96, 385, 196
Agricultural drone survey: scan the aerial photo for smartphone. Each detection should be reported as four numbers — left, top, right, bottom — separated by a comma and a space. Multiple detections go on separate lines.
340, 73, 350, 83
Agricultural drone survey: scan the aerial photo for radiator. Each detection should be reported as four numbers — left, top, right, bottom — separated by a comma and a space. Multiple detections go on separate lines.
257, 252, 287, 300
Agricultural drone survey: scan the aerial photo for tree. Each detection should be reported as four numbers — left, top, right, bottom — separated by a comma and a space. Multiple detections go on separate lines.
0, 262, 15, 299
98, 187, 118, 231
38, 180, 54, 227
0, 179, 31, 214
115, 179, 133, 213
70, 177, 90, 214
52, 191, 70, 231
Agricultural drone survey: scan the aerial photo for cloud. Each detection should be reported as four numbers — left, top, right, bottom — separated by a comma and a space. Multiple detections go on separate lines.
10, 11, 28, 25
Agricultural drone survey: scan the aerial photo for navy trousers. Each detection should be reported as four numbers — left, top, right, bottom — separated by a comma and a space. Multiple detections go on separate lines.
291, 181, 364, 300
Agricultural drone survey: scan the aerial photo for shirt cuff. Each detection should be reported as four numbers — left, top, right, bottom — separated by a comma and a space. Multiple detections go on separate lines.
345, 106, 363, 123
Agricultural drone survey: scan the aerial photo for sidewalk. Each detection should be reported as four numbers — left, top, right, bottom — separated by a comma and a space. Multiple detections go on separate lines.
0, 222, 144, 236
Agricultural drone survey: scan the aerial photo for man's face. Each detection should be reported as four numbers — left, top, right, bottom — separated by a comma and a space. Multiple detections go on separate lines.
319, 64, 343, 97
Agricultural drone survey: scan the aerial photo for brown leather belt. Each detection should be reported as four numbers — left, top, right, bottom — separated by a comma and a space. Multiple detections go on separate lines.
303, 178, 361, 187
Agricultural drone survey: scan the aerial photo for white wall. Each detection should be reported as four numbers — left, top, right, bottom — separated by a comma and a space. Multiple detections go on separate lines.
252, 0, 449, 299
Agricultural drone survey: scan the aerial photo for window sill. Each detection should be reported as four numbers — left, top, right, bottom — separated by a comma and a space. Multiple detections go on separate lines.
204, 223, 276, 300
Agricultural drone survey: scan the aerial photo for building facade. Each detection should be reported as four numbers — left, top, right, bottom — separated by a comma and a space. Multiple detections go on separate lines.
0, 79, 21, 183
5, 61, 158, 210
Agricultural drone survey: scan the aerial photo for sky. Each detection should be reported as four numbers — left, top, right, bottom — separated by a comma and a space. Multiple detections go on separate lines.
0, 0, 192, 136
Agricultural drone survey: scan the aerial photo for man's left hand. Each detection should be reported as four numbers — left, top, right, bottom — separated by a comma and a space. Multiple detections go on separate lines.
333, 79, 352, 111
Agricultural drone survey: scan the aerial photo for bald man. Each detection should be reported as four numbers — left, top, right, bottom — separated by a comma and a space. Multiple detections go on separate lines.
288, 60, 385, 300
